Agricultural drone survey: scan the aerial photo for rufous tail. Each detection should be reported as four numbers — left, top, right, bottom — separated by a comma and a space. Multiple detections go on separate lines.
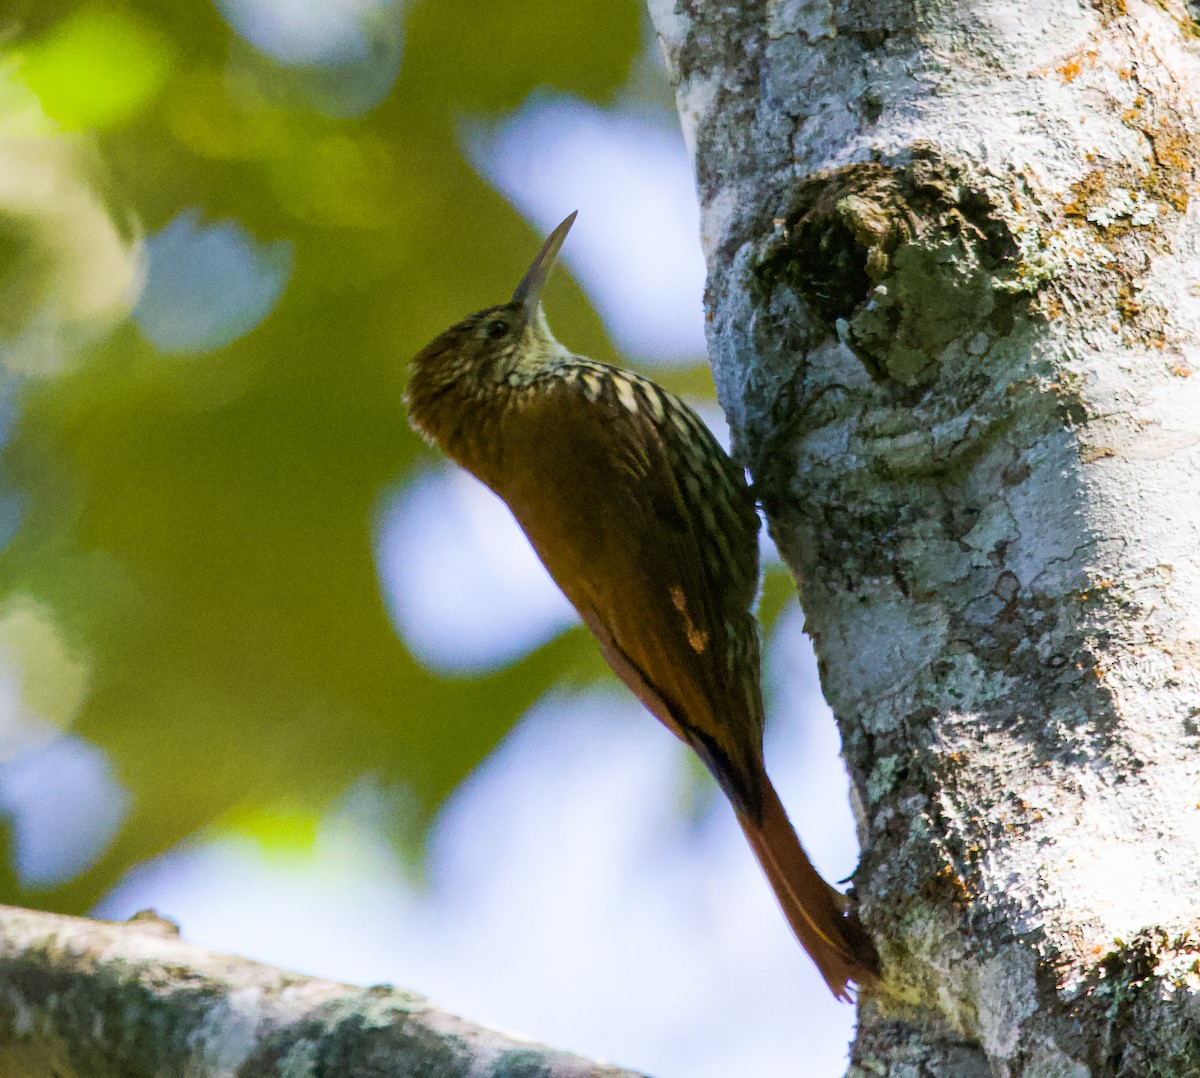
737, 774, 880, 1000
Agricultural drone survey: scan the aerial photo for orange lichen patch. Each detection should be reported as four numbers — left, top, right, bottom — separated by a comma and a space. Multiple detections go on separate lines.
1116, 281, 1139, 322
1148, 117, 1194, 212
1079, 578, 1114, 601
1051, 47, 1096, 83
1127, 303, 1164, 345
1024, 44, 1193, 346
1111, 66, 1195, 214
1091, 0, 1127, 18
931, 863, 973, 905
1063, 169, 1110, 221
1037, 293, 1066, 321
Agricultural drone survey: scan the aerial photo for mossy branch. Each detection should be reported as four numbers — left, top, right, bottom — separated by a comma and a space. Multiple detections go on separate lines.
0, 904, 645, 1078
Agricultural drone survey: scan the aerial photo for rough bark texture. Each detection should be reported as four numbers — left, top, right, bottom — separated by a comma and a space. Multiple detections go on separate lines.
0, 905, 645, 1077
649, 0, 1200, 1074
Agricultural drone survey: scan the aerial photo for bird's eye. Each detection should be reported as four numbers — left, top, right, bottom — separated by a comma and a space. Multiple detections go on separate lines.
484, 318, 510, 340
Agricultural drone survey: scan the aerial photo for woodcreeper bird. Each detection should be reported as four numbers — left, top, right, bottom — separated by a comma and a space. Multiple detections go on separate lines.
405, 213, 879, 998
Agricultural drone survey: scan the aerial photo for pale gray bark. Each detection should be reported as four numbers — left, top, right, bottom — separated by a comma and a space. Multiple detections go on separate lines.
0, 904, 645, 1077
649, 0, 1200, 1074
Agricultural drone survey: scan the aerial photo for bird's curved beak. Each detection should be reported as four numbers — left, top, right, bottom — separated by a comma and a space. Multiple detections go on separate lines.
511, 211, 577, 315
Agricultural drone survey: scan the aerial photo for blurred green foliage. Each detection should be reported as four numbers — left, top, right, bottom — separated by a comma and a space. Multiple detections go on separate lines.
0, 0, 794, 916
19, 7, 174, 130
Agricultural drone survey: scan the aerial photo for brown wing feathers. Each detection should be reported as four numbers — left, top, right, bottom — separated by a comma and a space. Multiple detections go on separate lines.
547, 367, 879, 997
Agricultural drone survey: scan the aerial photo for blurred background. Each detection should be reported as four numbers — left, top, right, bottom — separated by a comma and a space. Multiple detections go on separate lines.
0, 2, 861, 1074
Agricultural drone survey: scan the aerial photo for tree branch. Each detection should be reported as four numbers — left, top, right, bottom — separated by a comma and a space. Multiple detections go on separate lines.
0, 904, 646, 1077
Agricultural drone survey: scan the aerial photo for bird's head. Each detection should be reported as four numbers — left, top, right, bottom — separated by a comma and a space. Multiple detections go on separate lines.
407, 212, 577, 407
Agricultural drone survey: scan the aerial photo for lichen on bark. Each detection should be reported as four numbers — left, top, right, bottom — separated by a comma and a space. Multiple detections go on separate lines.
650, 0, 1200, 1072
0, 906, 644, 1078
751, 147, 1027, 387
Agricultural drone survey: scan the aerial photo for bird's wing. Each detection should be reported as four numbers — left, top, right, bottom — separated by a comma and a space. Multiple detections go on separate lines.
508, 366, 766, 812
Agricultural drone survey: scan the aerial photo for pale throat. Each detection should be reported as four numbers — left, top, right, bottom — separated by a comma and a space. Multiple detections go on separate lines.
504, 306, 572, 385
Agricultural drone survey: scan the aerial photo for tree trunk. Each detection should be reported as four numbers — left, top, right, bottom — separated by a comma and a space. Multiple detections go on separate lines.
0, 905, 645, 1077
648, 0, 1200, 1073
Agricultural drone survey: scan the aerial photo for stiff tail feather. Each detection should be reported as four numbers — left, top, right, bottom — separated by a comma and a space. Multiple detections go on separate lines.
737, 774, 880, 1000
